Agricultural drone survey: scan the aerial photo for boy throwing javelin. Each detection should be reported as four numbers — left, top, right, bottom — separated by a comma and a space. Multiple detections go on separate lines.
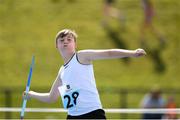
24, 29, 146, 119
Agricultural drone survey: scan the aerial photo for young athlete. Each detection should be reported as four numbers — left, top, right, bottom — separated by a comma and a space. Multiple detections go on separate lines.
24, 29, 146, 119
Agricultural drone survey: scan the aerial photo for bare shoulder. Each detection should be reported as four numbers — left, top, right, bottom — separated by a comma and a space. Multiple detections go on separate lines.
77, 50, 92, 65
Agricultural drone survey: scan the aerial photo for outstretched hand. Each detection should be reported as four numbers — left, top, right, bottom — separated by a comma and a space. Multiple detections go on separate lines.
134, 48, 146, 57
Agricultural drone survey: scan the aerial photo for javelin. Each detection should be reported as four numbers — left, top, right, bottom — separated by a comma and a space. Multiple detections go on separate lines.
20, 56, 35, 119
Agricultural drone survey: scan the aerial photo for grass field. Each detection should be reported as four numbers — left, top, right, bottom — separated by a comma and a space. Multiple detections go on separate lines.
0, 0, 179, 119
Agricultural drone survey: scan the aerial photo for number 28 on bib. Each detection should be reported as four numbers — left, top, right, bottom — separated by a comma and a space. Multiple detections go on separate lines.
58, 85, 79, 109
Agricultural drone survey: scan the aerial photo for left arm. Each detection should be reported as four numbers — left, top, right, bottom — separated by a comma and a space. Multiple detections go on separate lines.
77, 48, 146, 64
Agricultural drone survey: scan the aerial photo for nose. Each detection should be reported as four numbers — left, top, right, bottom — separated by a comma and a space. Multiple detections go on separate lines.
65, 38, 70, 43
63, 39, 68, 44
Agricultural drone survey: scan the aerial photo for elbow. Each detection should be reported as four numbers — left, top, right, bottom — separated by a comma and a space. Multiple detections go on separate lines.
108, 50, 123, 58
47, 95, 58, 103
48, 98, 57, 103
47, 100, 55, 103
45, 98, 55, 103
106, 50, 114, 58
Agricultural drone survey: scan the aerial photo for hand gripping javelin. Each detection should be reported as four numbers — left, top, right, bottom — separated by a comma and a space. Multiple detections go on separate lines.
20, 56, 35, 119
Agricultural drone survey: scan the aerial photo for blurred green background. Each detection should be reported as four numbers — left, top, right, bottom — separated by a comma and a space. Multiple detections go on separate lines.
0, 0, 179, 119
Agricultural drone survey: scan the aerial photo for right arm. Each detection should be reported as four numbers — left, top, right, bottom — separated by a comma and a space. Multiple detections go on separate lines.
77, 48, 146, 64
25, 75, 62, 103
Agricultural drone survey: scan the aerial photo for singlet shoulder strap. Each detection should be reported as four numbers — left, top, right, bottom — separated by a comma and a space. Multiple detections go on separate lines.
64, 53, 76, 67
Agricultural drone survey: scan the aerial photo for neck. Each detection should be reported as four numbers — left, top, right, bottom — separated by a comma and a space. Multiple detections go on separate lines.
60, 50, 75, 64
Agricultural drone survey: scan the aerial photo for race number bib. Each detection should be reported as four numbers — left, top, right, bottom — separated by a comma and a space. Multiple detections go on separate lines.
58, 85, 79, 109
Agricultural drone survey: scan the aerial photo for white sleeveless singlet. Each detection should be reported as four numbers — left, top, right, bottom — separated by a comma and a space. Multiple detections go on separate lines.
58, 53, 102, 116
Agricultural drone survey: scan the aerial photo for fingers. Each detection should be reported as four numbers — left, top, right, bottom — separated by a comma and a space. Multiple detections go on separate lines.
138, 49, 146, 55
23, 91, 30, 100
135, 48, 146, 57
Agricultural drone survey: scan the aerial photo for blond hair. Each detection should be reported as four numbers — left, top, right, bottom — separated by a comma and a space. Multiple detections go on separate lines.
55, 29, 78, 45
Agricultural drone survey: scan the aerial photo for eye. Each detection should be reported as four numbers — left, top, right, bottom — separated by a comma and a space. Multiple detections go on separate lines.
60, 39, 64, 42
67, 38, 71, 42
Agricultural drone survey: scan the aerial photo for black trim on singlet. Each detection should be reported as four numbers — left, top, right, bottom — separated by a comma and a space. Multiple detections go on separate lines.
63, 53, 76, 67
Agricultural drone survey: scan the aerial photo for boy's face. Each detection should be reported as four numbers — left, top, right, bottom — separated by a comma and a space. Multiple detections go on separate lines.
56, 34, 76, 53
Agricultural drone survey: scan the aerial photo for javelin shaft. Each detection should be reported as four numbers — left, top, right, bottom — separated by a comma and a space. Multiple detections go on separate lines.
20, 56, 35, 119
